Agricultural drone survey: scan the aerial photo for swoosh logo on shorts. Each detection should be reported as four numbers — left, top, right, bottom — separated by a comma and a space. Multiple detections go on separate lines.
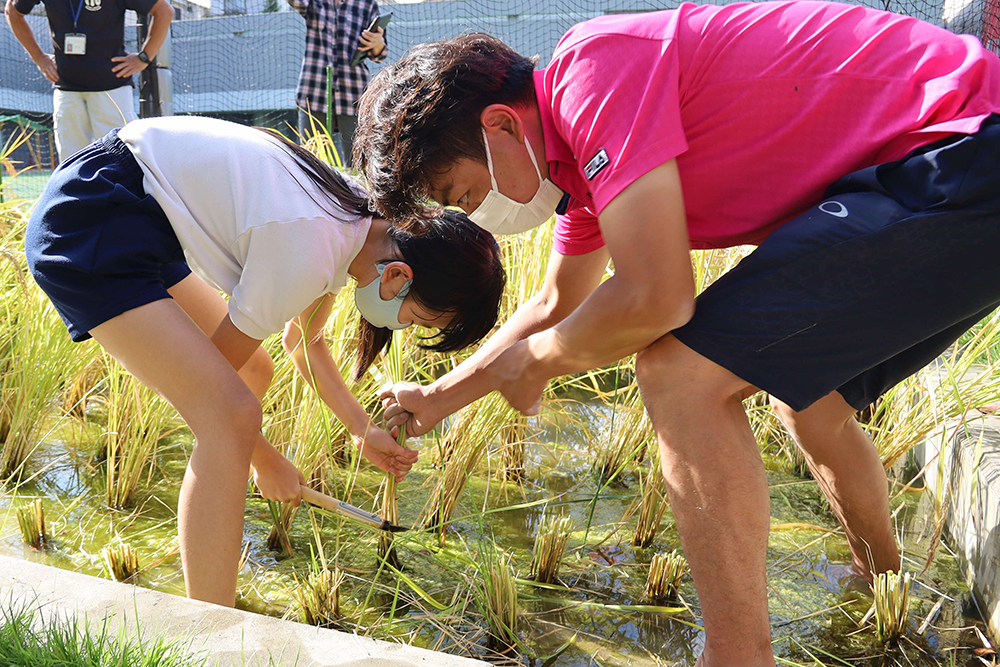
819, 201, 849, 218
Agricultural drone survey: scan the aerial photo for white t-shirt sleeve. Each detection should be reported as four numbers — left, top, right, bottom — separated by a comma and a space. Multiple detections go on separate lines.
228, 217, 344, 340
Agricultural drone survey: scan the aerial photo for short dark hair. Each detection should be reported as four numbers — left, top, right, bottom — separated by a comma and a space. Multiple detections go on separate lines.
354, 33, 537, 227
262, 130, 504, 381
353, 209, 506, 380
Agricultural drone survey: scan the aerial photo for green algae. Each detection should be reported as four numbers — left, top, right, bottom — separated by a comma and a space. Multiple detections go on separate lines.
0, 404, 990, 667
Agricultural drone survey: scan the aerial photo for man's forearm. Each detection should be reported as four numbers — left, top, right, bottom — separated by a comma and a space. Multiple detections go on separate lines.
140, 2, 171, 58
6, 6, 46, 61
523, 273, 694, 382
424, 293, 557, 417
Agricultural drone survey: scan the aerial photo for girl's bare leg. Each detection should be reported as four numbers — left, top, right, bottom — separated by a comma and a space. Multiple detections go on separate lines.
90, 298, 261, 606
168, 274, 274, 399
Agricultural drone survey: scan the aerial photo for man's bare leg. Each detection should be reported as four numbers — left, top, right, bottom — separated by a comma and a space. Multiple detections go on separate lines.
769, 392, 900, 579
636, 334, 775, 667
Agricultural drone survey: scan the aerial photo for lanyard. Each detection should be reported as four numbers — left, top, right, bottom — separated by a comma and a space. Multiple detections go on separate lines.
69, 0, 85, 30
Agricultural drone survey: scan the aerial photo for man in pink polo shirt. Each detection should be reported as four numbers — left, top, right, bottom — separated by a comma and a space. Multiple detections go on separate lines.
354, 2, 1000, 663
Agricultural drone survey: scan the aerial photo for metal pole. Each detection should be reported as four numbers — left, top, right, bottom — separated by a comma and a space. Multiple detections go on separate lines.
326, 65, 334, 138
136, 14, 161, 117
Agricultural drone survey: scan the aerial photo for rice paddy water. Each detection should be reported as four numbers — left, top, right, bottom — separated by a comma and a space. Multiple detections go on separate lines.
0, 135, 996, 666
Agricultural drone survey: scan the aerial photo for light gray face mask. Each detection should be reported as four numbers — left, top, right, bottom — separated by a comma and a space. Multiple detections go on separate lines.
468, 128, 565, 235
354, 263, 412, 330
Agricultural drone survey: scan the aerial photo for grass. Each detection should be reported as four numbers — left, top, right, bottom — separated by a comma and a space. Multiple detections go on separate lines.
0, 601, 207, 667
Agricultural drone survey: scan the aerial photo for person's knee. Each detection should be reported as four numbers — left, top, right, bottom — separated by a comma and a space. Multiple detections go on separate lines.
636, 334, 746, 407
769, 392, 856, 440
242, 347, 275, 391
228, 388, 264, 451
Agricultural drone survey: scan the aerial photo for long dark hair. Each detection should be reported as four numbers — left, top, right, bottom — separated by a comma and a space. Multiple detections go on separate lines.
353, 209, 506, 380
261, 130, 506, 381
353, 33, 538, 227
263, 129, 378, 218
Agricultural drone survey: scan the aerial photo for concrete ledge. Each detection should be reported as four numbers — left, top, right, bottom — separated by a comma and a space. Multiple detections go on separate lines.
915, 410, 1000, 640
0, 555, 488, 667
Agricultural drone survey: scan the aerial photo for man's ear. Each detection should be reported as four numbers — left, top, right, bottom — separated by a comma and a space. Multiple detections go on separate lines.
480, 104, 524, 142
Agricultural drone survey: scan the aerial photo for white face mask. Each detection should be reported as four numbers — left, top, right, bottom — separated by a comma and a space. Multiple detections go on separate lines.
353, 263, 412, 330
468, 128, 565, 235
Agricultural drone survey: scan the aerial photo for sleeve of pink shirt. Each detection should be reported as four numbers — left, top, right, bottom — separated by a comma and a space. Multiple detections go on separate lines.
547, 29, 689, 255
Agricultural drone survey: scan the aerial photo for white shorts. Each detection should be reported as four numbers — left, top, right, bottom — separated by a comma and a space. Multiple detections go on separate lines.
53, 85, 138, 160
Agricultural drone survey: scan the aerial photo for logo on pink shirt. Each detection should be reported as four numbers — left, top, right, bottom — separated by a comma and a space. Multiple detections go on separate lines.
584, 148, 609, 181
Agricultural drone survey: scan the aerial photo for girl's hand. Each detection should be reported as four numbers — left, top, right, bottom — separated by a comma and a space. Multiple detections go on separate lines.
251, 445, 306, 505
353, 424, 418, 481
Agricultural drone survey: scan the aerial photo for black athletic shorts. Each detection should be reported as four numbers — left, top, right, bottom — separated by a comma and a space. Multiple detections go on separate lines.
672, 114, 1000, 412
25, 131, 192, 342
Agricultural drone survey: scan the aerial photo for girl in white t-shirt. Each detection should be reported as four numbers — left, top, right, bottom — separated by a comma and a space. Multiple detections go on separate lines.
25, 116, 505, 607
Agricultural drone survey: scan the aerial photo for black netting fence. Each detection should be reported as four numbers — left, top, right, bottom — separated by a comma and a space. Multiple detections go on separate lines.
3, 0, 999, 196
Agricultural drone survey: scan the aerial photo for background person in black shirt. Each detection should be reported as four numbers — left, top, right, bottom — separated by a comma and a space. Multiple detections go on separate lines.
5, 0, 172, 159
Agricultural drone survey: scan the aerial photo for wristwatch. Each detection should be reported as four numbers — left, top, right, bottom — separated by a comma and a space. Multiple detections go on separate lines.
137, 50, 150, 64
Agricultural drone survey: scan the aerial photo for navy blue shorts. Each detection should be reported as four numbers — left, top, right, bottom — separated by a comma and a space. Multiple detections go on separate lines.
673, 114, 1000, 412
25, 131, 192, 342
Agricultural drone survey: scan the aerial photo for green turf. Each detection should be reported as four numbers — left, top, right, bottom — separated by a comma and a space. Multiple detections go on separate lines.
1, 170, 51, 202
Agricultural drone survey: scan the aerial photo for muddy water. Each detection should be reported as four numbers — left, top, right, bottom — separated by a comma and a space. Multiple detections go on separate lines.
0, 406, 990, 666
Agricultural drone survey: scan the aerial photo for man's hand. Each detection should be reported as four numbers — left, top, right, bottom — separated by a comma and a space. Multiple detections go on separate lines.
33, 52, 57, 82
111, 53, 148, 78
357, 25, 384, 58
353, 423, 418, 481
251, 444, 306, 505
379, 381, 450, 437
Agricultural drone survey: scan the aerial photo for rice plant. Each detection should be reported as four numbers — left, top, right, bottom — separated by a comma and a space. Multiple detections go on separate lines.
529, 513, 571, 584
266, 500, 296, 556
375, 329, 410, 568
0, 229, 93, 481
16, 499, 47, 550
644, 550, 688, 603
294, 564, 345, 628
743, 392, 805, 475
595, 386, 652, 485
496, 223, 556, 318
868, 311, 1000, 469
690, 246, 754, 293
101, 541, 140, 583
61, 356, 106, 422
871, 570, 912, 643
633, 458, 668, 548
497, 418, 528, 484
421, 392, 518, 540
293, 513, 344, 628
472, 541, 519, 655
102, 353, 178, 509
